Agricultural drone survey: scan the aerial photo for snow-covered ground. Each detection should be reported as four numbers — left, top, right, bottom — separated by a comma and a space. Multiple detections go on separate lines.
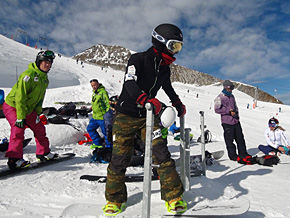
1, 35, 290, 218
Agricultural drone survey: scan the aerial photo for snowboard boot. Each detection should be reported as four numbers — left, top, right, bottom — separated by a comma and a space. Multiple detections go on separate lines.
103, 201, 125, 216
165, 197, 187, 214
7, 158, 30, 170
36, 152, 58, 162
90, 144, 103, 149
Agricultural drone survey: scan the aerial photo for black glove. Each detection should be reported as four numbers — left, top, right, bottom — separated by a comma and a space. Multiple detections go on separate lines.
172, 97, 186, 117
15, 119, 26, 128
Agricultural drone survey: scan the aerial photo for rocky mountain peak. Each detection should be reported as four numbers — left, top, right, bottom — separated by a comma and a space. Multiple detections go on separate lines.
73, 44, 282, 104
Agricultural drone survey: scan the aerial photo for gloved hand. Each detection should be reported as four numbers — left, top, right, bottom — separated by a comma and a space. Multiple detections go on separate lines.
136, 93, 162, 115
172, 97, 186, 117
15, 119, 26, 128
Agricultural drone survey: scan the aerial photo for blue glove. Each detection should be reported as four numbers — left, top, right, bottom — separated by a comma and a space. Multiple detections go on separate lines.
15, 119, 26, 128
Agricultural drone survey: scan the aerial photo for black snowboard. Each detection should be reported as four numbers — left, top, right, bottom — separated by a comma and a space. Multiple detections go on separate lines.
80, 174, 159, 183
0, 153, 75, 179
0, 138, 32, 152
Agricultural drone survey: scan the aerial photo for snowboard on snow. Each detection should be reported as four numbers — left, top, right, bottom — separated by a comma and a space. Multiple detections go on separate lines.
80, 151, 225, 183
175, 150, 224, 167
175, 150, 224, 176
61, 191, 250, 217
0, 153, 75, 179
80, 174, 159, 183
80, 150, 224, 183
54, 101, 91, 106
0, 138, 32, 152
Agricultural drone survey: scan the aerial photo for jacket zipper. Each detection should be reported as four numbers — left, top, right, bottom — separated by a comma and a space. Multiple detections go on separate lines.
149, 57, 162, 97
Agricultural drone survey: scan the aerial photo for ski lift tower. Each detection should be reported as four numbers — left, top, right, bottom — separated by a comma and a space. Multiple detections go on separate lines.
15, 29, 28, 45
35, 36, 48, 49
254, 86, 258, 108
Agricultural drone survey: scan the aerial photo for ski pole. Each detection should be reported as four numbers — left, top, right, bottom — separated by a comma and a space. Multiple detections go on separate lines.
142, 103, 154, 218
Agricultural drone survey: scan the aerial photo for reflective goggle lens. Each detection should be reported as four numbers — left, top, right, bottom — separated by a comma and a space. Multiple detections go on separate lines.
152, 30, 183, 54
166, 40, 183, 54
269, 123, 277, 127
44, 50, 55, 59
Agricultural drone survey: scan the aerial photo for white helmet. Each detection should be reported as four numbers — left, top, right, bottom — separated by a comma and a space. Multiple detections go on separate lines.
160, 106, 176, 128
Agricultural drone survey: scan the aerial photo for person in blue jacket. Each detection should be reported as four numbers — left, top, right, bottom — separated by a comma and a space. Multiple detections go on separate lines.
0, 89, 4, 118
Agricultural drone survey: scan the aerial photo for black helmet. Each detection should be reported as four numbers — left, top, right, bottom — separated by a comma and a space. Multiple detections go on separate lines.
109, 95, 119, 102
268, 117, 279, 127
36, 50, 55, 68
151, 23, 183, 54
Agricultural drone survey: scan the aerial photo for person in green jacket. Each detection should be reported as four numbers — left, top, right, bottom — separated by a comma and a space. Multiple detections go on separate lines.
3, 50, 58, 170
87, 79, 112, 153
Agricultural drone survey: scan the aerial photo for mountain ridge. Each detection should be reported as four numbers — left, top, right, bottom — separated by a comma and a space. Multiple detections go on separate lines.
73, 44, 282, 104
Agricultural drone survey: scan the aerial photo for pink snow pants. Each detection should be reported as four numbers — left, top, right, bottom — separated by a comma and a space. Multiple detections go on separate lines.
3, 102, 50, 159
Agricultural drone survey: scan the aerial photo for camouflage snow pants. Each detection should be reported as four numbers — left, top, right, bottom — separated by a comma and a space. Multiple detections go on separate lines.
105, 113, 184, 203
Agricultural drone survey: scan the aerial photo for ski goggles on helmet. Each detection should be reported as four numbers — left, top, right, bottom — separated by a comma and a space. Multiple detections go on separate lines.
152, 30, 183, 54
43, 50, 55, 59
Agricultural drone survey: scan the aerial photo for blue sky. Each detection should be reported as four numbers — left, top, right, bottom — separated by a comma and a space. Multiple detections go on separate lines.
1, 0, 290, 104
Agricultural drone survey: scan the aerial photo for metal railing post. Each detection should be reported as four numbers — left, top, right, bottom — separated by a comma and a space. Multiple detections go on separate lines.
199, 111, 206, 176
179, 116, 190, 190
142, 103, 154, 218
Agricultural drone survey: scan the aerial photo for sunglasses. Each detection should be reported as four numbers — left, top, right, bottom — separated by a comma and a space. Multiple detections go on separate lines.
43, 50, 55, 59
152, 30, 183, 54
269, 123, 277, 128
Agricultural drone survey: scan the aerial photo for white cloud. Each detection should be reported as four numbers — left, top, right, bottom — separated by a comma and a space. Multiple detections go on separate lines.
1, 0, 290, 98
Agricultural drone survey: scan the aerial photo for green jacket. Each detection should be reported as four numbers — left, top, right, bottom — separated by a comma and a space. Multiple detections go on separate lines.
91, 84, 110, 120
5, 63, 49, 119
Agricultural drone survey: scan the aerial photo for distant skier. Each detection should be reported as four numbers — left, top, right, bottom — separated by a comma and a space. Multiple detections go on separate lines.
258, 117, 290, 155
103, 23, 187, 216
3, 50, 58, 170
214, 80, 251, 162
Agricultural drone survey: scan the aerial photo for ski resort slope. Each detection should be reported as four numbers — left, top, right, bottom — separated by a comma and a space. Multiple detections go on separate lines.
0, 35, 290, 218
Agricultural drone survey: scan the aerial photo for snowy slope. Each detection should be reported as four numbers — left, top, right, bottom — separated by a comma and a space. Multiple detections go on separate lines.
0, 35, 290, 218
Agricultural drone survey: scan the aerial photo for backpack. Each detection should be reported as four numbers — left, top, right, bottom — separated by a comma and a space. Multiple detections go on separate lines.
48, 115, 70, 124
256, 155, 280, 166
237, 155, 257, 165
197, 130, 212, 143
57, 102, 76, 117
42, 107, 58, 116
48, 115, 80, 131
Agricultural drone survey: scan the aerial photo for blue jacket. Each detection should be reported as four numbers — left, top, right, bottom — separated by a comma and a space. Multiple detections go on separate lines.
0, 89, 4, 110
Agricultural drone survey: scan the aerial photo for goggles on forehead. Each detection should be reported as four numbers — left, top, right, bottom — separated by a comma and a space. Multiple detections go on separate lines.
152, 30, 183, 54
43, 50, 55, 59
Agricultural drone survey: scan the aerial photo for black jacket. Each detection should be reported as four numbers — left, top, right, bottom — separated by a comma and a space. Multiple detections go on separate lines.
116, 47, 179, 117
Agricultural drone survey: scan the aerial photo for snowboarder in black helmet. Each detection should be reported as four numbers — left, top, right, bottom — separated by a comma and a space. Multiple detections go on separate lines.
103, 24, 187, 216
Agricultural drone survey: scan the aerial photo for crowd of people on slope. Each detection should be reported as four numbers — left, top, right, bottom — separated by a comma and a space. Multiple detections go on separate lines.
1, 22, 290, 217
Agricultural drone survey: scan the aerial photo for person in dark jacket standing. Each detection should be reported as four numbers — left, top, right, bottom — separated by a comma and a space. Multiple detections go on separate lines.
103, 24, 187, 216
214, 80, 250, 161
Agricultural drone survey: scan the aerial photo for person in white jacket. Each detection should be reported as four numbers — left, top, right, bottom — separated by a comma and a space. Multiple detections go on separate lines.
258, 117, 290, 155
